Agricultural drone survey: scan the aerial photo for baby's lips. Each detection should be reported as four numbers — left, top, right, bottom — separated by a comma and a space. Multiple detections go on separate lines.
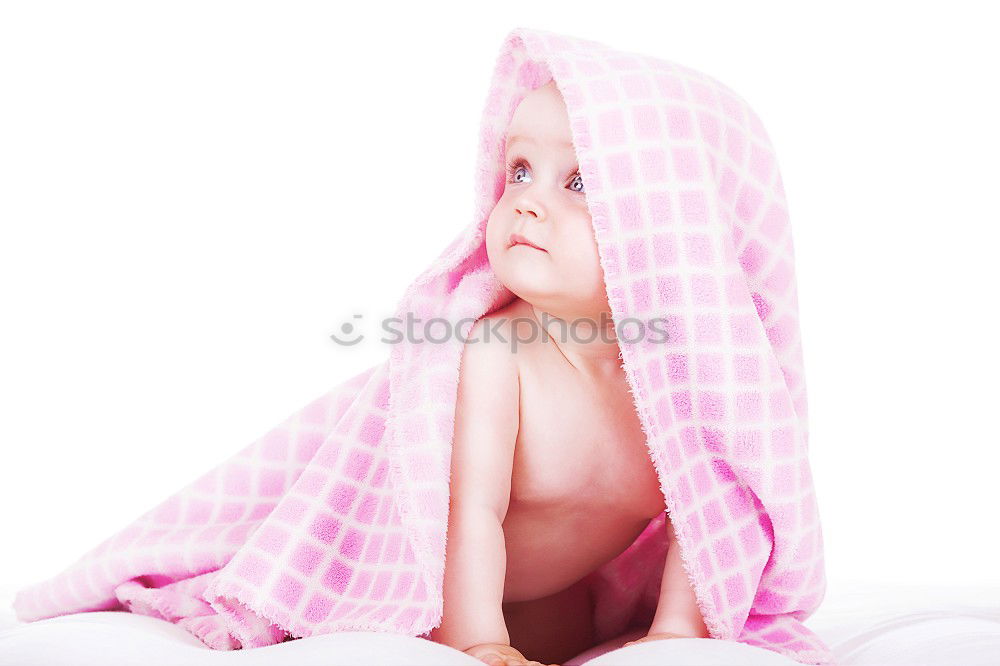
508, 233, 547, 251
511, 243, 547, 253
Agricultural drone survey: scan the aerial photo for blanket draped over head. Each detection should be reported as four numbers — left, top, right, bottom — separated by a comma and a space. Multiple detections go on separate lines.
13, 26, 833, 666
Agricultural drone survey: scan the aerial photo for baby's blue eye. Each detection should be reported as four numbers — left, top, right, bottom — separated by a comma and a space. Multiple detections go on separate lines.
504, 158, 585, 193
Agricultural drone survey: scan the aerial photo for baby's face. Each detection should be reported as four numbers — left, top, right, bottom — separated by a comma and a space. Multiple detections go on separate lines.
486, 80, 609, 318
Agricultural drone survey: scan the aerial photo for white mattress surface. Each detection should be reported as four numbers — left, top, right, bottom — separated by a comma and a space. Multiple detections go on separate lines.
1, 579, 997, 665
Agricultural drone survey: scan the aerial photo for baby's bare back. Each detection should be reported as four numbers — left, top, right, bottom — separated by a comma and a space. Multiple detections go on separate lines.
495, 298, 666, 603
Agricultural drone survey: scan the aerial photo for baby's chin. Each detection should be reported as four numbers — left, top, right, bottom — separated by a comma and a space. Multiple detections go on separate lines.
494, 264, 555, 297
491, 254, 607, 313
498, 277, 602, 315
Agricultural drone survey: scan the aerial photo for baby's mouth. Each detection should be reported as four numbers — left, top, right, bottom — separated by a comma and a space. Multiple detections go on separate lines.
508, 233, 547, 252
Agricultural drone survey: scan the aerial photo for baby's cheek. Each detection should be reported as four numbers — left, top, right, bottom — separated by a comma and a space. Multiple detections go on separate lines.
484, 218, 503, 256
565, 233, 605, 277
485, 208, 509, 241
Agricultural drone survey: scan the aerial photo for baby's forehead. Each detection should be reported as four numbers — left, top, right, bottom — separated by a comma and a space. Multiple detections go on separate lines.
504, 128, 573, 149
504, 82, 573, 146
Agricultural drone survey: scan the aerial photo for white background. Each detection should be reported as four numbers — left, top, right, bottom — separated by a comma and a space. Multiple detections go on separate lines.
1, 0, 998, 613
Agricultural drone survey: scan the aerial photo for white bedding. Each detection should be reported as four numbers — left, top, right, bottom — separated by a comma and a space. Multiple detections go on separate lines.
1, 580, 998, 665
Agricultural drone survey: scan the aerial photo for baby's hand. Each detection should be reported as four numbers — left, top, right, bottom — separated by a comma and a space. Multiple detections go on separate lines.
463, 642, 560, 666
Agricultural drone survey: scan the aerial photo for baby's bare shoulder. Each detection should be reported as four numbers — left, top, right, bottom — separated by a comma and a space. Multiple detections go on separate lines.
455, 302, 522, 425
467, 298, 541, 352
470, 300, 523, 342
460, 313, 518, 388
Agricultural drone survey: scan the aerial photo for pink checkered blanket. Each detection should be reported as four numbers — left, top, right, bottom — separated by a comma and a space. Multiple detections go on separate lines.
12, 26, 833, 665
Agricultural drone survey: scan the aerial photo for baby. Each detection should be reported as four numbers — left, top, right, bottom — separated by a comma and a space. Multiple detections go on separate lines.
429, 81, 711, 666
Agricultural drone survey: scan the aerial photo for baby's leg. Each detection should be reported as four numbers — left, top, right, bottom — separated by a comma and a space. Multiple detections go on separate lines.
574, 635, 804, 665
564, 627, 646, 665
502, 576, 596, 665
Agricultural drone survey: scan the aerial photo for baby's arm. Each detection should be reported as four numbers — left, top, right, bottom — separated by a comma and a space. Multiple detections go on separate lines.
646, 513, 711, 638
432, 319, 520, 654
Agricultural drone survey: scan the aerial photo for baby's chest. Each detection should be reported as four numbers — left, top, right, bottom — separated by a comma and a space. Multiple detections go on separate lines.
509, 375, 665, 520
